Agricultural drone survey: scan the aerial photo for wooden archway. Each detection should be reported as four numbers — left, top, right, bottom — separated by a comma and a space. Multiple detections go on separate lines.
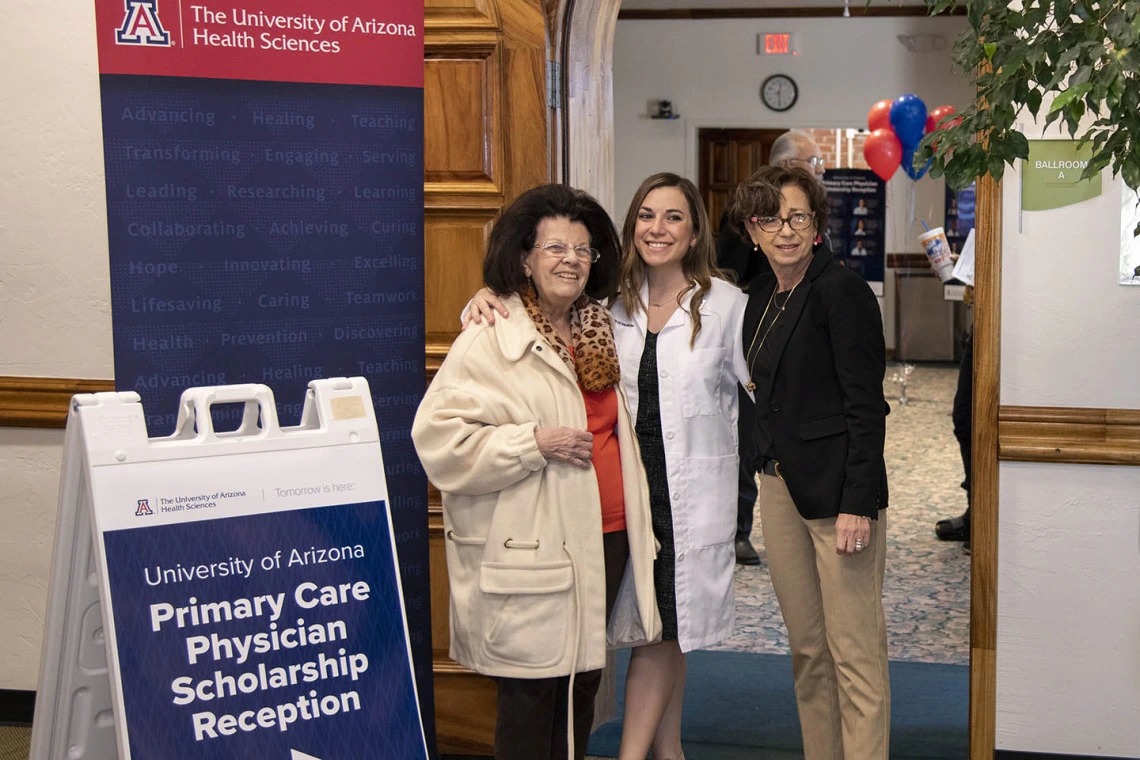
548, 5, 1001, 758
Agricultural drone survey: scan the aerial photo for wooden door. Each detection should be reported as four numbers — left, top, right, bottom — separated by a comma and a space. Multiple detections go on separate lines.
697, 128, 784, 234
424, 0, 548, 753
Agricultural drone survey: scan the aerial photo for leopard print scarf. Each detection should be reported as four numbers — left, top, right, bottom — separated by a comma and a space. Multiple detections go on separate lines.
521, 285, 621, 392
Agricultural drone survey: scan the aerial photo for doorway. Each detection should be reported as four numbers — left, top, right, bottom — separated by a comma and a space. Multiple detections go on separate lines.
554, 4, 998, 758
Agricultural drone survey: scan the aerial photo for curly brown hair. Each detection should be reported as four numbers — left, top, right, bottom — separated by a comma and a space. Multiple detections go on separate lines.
727, 165, 829, 242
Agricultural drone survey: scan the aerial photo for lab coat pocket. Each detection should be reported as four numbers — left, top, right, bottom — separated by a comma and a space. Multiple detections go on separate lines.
681, 348, 725, 417
480, 561, 574, 667
687, 454, 737, 547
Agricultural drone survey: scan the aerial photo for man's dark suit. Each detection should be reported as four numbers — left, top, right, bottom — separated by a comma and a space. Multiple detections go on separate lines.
742, 245, 889, 519
716, 213, 771, 547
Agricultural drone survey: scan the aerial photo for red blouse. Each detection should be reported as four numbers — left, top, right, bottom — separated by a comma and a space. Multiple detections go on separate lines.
581, 385, 626, 534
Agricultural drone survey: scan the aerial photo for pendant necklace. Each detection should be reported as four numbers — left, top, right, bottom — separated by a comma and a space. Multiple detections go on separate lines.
743, 279, 800, 392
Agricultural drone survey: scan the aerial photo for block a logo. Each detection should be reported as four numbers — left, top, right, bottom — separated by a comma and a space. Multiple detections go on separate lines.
135, 499, 154, 516
115, 0, 172, 47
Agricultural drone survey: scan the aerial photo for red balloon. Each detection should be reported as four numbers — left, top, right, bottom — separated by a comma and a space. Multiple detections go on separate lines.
927, 105, 958, 132
868, 99, 893, 132
864, 128, 902, 181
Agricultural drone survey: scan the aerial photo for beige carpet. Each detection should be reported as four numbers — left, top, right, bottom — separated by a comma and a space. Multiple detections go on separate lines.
0, 726, 29, 760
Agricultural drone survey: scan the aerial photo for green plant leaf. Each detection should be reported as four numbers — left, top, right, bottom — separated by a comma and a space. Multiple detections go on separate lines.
1009, 131, 1030, 159
1026, 89, 1043, 118
984, 42, 998, 60
1049, 83, 1093, 113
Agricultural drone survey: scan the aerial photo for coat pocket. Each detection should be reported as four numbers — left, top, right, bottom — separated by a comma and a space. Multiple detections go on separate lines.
480, 561, 574, 668
680, 348, 725, 417
685, 454, 738, 548
799, 412, 847, 441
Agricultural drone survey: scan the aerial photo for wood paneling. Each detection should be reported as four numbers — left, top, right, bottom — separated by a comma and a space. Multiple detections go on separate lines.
425, 48, 502, 188
998, 406, 1140, 465
424, 0, 548, 752
0, 376, 114, 428
697, 129, 784, 235
425, 0, 501, 30
970, 169, 1001, 760
424, 211, 496, 371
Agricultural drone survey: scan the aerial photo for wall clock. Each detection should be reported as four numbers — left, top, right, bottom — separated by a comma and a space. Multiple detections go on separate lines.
761, 74, 798, 112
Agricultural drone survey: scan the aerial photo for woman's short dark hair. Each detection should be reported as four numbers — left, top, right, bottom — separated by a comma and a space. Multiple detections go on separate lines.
483, 184, 620, 301
728, 165, 829, 241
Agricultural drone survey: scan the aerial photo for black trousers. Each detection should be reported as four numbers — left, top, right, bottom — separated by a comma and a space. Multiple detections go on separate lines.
736, 388, 758, 541
493, 530, 630, 760
953, 333, 973, 513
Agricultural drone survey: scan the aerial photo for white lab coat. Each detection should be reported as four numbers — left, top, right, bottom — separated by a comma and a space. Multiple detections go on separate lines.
610, 277, 750, 652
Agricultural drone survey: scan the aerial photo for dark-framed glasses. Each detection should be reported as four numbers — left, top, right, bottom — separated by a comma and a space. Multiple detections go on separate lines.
750, 212, 815, 233
533, 242, 600, 263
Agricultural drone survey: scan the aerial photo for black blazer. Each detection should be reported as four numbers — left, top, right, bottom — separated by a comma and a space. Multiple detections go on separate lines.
742, 245, 889, 520
716, 211, 771, 287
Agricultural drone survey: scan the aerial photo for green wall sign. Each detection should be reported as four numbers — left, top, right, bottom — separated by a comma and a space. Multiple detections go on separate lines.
1022, 140, 1102, 212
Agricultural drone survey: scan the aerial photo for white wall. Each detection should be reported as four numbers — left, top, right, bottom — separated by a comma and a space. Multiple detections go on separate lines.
997, 125, 1140, 753
0, 0, 112, 689
613, 17, 973, 352
612, 16, 974, 234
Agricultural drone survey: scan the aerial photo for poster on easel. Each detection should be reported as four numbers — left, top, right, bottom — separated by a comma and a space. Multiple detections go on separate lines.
31, 379, 429, 760
823, 169, 886, 295
91, 0, 432, 731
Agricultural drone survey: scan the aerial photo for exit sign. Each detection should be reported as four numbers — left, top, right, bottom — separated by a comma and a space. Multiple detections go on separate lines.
757, 33, 798, 56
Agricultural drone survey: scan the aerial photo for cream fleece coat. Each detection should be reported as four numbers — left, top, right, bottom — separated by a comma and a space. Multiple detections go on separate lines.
412, 294, 661, 679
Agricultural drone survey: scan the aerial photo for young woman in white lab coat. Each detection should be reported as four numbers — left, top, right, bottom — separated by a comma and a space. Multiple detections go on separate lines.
468, 174, 750, 760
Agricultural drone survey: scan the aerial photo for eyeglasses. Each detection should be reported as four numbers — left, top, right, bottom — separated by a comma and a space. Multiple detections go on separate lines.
532, 242, 600, 263
779, 156, 825, 170
750, 212, 815, 233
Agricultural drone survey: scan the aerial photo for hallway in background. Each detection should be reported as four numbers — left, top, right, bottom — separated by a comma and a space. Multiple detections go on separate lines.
718, 363, 970, 665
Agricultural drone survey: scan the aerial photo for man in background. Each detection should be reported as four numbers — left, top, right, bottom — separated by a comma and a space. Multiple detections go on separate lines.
718, 129, 827, 565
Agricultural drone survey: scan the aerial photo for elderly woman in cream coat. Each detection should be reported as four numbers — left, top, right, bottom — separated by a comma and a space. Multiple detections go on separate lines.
467, 174, 750, 760
413, 184, 660, 760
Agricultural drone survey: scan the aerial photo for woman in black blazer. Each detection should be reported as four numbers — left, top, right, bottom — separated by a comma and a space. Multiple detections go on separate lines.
729, 166, 890, 760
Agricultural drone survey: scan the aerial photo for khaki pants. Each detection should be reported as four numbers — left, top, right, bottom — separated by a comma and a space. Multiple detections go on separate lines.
758, 473, 890, 760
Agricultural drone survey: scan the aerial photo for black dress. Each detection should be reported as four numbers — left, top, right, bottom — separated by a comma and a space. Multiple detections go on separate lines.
635, 331, 677, 640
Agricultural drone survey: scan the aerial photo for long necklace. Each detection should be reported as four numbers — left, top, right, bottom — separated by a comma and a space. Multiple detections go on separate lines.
743, 280, 800, 392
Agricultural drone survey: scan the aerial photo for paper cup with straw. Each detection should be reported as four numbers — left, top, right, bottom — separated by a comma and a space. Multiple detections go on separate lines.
918, 226, 956, 283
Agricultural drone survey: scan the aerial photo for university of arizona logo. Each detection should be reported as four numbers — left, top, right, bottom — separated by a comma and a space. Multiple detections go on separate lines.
135, 499, 153, 516
115, 0, 171, 47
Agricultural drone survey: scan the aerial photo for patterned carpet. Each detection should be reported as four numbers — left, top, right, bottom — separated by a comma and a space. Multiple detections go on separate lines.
714, 363, 971, 665
2, 366, 967, 759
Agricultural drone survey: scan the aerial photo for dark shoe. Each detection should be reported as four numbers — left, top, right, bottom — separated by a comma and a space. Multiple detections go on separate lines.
735, 538, 761, 565
935, 514, 970, 541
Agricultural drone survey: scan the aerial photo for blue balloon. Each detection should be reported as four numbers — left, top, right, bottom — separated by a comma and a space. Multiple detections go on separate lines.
890, 94, 928, 150
902, 146, 931, 180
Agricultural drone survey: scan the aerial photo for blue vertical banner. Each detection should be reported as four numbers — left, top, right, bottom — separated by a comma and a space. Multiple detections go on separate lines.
823, 169, 887, 291
93, 0, 433, 748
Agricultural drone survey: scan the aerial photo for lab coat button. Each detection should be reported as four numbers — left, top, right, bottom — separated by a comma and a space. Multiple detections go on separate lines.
660, 369, 669, 378
666, 431, 675, 440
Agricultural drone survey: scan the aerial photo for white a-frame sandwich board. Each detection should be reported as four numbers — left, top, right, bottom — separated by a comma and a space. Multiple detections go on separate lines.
31, 379, 429, 760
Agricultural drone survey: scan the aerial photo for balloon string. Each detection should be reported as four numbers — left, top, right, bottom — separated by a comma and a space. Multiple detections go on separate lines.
909, 184, 916, 227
